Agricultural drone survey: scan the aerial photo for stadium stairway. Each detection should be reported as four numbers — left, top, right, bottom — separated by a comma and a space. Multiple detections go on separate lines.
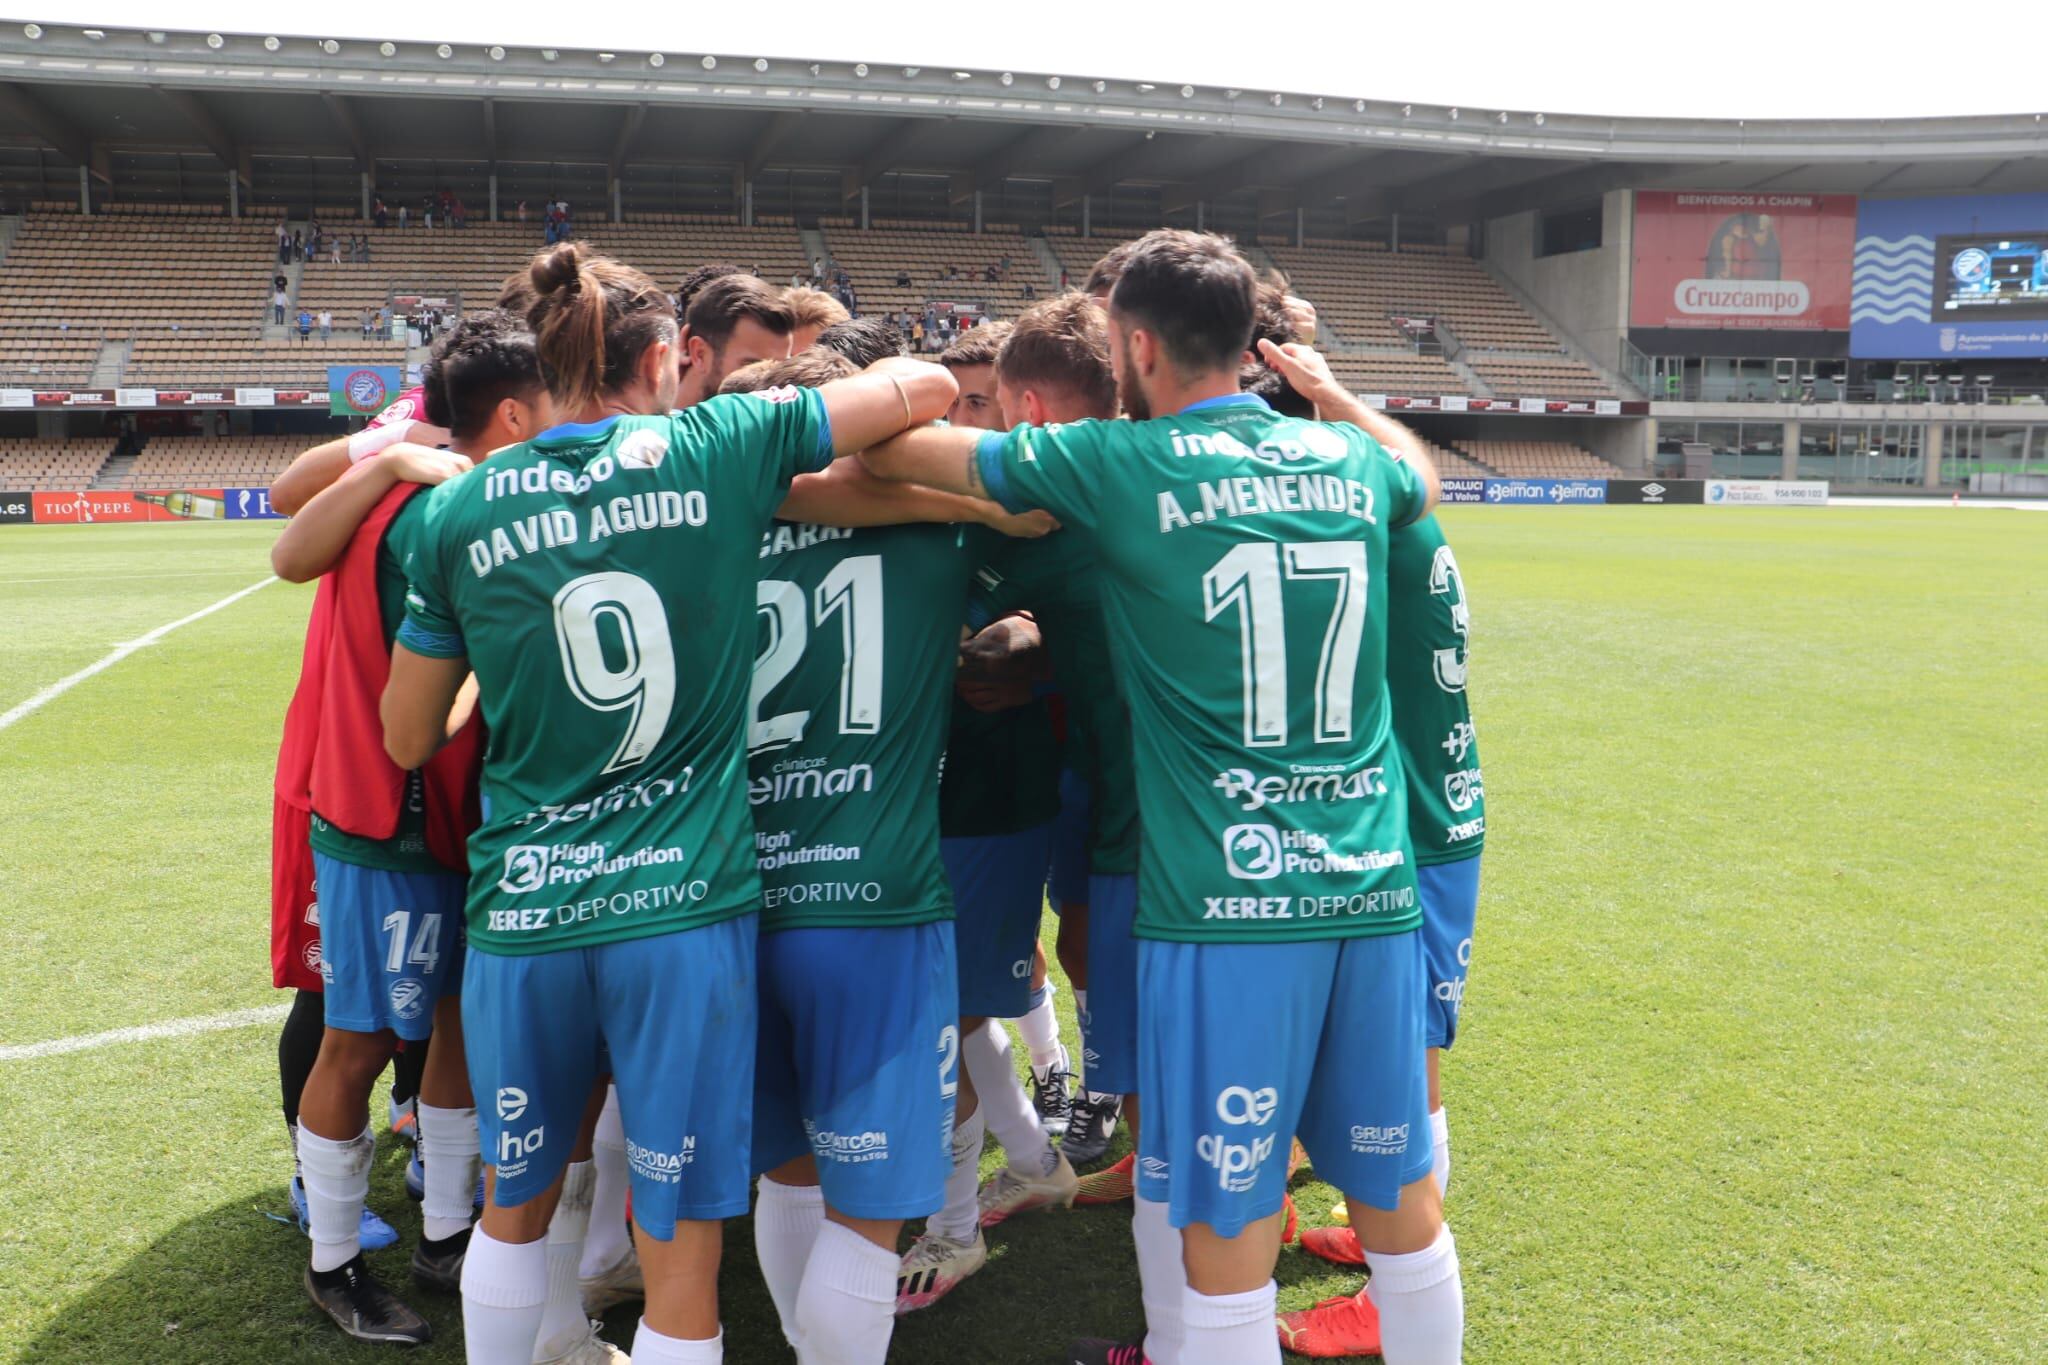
90, 448, 138, 489
799, 226, 832, 280
1028, 235, 1065, 291
1477, 261, 1640, 399
0, 213, 21, 265
261, 247, 305, 342
88, 338, 128, 388
1443, 346, 1495, 399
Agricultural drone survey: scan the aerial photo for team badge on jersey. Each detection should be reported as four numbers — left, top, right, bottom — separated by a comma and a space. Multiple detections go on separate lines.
616, 428, 669, 470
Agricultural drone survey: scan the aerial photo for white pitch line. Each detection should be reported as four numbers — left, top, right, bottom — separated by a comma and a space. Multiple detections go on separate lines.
0, 568, 266, 586
0, 575, 277, 734
0, 1003, 291, 1062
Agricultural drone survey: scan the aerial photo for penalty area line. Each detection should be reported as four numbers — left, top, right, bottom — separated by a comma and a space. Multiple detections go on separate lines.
0, 575, 277, 734
0, 1003, 291, 1062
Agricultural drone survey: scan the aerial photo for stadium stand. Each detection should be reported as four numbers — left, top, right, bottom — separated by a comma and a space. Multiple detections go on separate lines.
1453, 440, 1620, 479
1417, 439, 1496, 480
819, 222, 1049, 320
0, 435, 114, 490
1327, 352, 1468, 397
1465, 355, 1616, 400
109, 433, 307, 490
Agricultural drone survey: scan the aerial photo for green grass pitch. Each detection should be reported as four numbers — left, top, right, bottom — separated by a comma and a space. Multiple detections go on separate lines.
0, 507, 2043, 1363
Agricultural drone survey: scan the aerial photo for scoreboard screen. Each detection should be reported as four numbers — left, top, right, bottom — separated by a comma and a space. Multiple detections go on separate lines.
1933, 234, 2048, 322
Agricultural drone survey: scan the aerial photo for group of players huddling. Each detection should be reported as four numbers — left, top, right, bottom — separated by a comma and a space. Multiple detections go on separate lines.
262, 225, 1486, 1365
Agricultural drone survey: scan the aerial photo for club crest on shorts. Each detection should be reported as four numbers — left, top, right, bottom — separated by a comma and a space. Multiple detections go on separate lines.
389, 977, 426, 1021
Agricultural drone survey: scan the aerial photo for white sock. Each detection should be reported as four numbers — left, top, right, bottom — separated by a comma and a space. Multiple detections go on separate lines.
1132, 1195, 1186, 1365
417, 1102, 481, 1242
580, 1085, 631, 1280
390, 1092, 414, 1132
930, 1106, 985, 1244
1365, 1225, 1464, 1365
963, 1022, 1056, 1177
297, 1125, 373, 1272
1431, 1106, 1451, 1201
793, 1221, 897, 1365
1181, 1281, 1279, 1365
1017, 982, 1064, 1071
754, 1178, 826, 1345
1072, 988, 1090, 1088
534, 1161, 595, 1361
461, 1226, 548, 1364
631, 1319, 723, 1363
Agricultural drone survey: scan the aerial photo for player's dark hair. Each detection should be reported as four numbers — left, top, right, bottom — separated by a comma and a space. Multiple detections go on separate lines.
938, 320, 1012, 372
997, 296, 1116, 418
676, 263, 744, 317
1083, 239, 1141, 300
495, 269, 537, 316
425, 310, 544, 440
1242, 280, 1314, 418
684, 273, 796, 353
814, 317, 907, 368
722, 347, 859, 395
1110, 229, 1257, 377
527, 242, 676, 414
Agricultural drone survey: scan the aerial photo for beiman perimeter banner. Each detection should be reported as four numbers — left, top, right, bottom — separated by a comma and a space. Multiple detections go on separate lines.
1632, 192, 1855, 332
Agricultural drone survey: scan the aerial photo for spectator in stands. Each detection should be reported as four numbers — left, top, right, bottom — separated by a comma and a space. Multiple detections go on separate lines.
516, 200, 528, 223
372, 196, 388, 229
895, 267, 912, 288
290, 229, 303, 262
318, 310, 332, 340
1022, 280, 1037, 301
421, 198, 435, 230
277, 222, 290, 264
1059, 268, 1071, 290
331, 237, 343, 265
781, 286, 851, 353
297, 309, 313, 342
451, 198, 466, 229
984, 263, 998, 284
273, 285, 289, 326
377, 304, 390, 334
360, 309, 373, 340
397, 202, 408, 229
911, 317, 925, 350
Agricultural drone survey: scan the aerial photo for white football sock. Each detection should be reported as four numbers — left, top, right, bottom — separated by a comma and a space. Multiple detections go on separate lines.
1132, 1194, 1186, 1365
461, 1226, 548, 1364
534, 1161, 595, 1361
417, 1102, 481, 1242
580, 1085, 632, 1280
793, 1221, 897, 1365
963, 1022, 1056, 1177
1430, 1106, 1451, 1201
929, 1105, 985, 1244
631, 1319, 723, 1363
1180, 1281, 1279, 1365
1017, 982, 1065, 1071
754, 1177, 826, 1346
390, 1093, 414, 1133
1071, 989, 1090, 1087
1365, 1225, 1464, 1365
297, 1125, 373, 1272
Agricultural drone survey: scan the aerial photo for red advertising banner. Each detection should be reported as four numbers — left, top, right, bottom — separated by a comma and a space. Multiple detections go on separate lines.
1632, 192, 1855, 331
32, 489, 228, 523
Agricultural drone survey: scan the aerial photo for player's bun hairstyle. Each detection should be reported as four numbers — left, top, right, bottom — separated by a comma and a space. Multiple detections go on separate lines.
1242, 281, 1315, 419
1109, 229, 1257, 378
996, 296, 1116, 419
781, 286, 852, 332
814, 317, 907, 368
721, 348, 858, 396
526, 242, 676, 414
684, 273, 797, 350
937, 319, 1012, 371
424, 309, 544, 440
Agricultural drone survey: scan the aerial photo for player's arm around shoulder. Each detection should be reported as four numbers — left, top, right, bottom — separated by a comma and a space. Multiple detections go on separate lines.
269, 444, 472, 582
817, 356, 959, 457
778, 455, 1054, 537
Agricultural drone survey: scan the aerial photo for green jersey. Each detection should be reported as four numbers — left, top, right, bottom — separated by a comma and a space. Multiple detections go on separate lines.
976, 393, 1426, 943
1386, 515, 1484, 864
751, 520, 980, 931
973, 534, 1138, 874
309, 492, 445, 875
398, 389, 836, 955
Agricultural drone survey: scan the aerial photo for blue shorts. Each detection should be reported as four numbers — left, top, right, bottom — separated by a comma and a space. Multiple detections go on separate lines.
753, 923, 958, 1219
945, 826, 1052, 1019
463, 916, 757, 1235
1047, 770, 1093, 912
311, 853, 464, 1042
1080, 873, 1139, 1095
1136, 932, 1432, 1237
1419, 857, 1482, 1050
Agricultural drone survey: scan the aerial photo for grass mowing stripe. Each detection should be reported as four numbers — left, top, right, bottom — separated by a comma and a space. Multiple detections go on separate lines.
0, 575, 277, 733
0, 1005, 291, 1061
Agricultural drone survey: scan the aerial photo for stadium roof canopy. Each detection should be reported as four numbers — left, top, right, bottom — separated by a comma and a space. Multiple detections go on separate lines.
2, 24, 2045, 223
